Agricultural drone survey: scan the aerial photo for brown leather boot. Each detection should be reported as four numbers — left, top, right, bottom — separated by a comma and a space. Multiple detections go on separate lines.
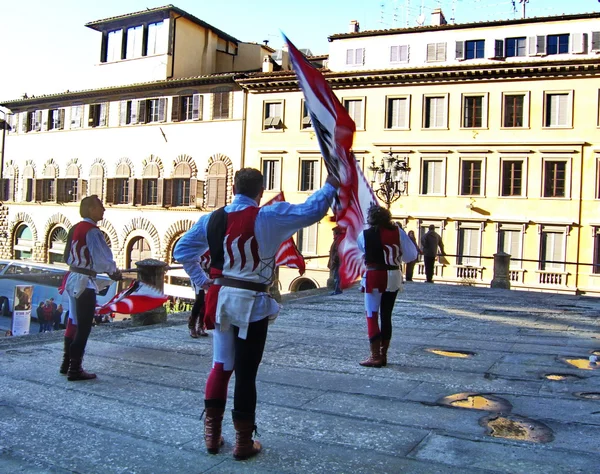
203, 399, 226, 454
232, 411, 262, 461
359, 340, 383, 368
67, 357, 97, 381
381, 340, 390, 367
59, 336, 73, 375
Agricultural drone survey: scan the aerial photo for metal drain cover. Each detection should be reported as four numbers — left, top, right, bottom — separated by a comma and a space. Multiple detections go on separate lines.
480, 414, 554, 443
425, 348, 475, 358
437, 393, 512, 412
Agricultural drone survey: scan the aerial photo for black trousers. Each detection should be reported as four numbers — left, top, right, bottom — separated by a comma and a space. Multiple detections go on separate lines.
188, 290, 205, 329
380, 290, 398, 341
423, 256, 436, 282
233, 317, 269, 414
69, 289, 96, 360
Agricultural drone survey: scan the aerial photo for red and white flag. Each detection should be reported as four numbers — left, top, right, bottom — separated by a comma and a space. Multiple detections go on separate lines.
263, 192, 306, 275
96, 281, 168, 315
284, 35, 376, 288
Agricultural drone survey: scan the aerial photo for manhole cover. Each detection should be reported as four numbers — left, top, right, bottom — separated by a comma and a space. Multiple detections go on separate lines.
560, 357, 600, 371
573, 392, 600, 400
480, 414, 554, 443
543, 373, 583, 381
437, 393, 512, 412
425, 348, 475, 358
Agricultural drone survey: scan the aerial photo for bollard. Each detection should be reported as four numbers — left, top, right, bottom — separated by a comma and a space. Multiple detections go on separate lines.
490, 252, 511, 290
131, 258, 168, 326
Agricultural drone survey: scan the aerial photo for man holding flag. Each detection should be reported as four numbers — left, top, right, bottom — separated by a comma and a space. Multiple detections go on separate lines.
174, 168, 338, 460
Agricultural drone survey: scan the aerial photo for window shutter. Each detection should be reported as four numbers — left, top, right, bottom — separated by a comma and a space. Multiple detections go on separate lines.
100, 31, 108, 62
56, 180, 65, 203
439, 43, 447, 61
105, 179, 115, 204
88, 105, 96, 127
455, 41, 465, 60
552, 233, 564, 268
397, 99, 407, 128
119, 100, 128, 125
128, 178, 136, 204
42, 110, 48, 131
469, 229, 479, 265
434, 97, 444, 128
216, 178, 227, 207
130, 100, 138, 124
171, 96, 180, 122
77, 179, 87, 201
137, 100, 146, 124
192, 94, 201, 120
156, 178, 164, 205
158, 98, 166, 122
527, 36, 536, 55
356, 48, 364, 65
35, 111, 42, 131
134, 179, 143, 205
188, 178, 197, 208
557, 94, 568, 126
346, 49, 353, 64
162, 179, 173, 207
390, 45, 398, 62
404, 45, 410, 62
7, 178, 14, 201
195, 180, 204, 208
206, 177, 217, 207
494, 39, 504, 57
536, 35, 546, 55
570, 33, 587, 54
34, 179, 43, 201
58, 109, 65, 130
509, 231, 520, 261
592, 32, 600, 51
99, 103, 108, 127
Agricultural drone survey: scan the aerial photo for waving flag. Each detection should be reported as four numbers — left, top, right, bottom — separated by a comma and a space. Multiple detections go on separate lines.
284, 34, 376, 287
96, 281, 168, 315
263, 192, 306, 275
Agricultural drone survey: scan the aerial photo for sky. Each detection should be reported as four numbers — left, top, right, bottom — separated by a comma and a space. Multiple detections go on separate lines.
1, 0, 599, 102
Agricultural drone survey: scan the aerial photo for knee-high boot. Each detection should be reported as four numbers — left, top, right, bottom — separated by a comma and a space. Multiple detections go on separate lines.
381, 340, 390, 367
67, 353, 96, 381
232, 410, 262, 461
359, 339, 383, 368
203, 399, 226, 454
59, 336, 73, 375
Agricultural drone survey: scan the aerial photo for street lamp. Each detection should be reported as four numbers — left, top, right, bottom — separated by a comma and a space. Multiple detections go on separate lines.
368, 148, 411, 209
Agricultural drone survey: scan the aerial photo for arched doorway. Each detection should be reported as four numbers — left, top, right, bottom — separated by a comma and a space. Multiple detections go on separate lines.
126, 236, 151, 268
48, 226, 68, 264
14, 224, 33, 260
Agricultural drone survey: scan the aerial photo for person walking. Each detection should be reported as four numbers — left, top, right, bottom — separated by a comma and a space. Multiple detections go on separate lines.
357, 206, 417, 368
61, 195, 122, 381
174, 168, 338, 460
327, 226, 344, 295
404, 230, 422, 282
421, 225, 445, 283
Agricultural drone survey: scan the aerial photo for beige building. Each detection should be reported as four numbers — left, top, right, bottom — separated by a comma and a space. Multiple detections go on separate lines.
238, 10, 600, 296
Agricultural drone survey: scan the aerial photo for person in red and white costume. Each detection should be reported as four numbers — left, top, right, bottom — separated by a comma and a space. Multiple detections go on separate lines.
357, 206, 417, 368
174, 168, 338, 460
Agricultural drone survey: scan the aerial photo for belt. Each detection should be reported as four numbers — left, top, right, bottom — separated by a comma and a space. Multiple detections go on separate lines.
214, 277, 270, 293
69, 266, 97, 278
366, 264, 399, 271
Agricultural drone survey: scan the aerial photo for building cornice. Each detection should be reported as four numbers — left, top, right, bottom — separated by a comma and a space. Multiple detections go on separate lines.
236, 59, 600, 93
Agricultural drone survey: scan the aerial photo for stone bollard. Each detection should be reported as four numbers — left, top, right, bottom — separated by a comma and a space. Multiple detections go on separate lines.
131, 258, 168, 326
490, 252, 511, 290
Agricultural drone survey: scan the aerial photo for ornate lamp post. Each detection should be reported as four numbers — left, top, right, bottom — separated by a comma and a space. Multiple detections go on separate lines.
369, 148, 411, 209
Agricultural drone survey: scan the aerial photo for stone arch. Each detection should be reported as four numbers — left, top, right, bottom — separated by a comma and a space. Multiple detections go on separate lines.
23, 159, 37, 177
64, 158, 82, 178
115, 157, 135, 177
162, 220, 196, 262
289, 276, 320, 292
5, 160, 19, 181
9, 212, 38, 242
90, 157, 107, 175
98, 219, 119, 250
141, 154, 164, 178
172, 154, 198, 178
43, 158, 59, 178
43, 213, 72, 239
120, 217, 160, 257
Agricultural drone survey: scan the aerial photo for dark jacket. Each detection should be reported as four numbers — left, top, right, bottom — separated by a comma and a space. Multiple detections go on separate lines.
421, 230, 445, 258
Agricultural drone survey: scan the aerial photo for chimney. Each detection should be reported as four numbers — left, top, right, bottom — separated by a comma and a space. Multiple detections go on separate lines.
262, 55, 274, 73
349, 20, 360, 33
431, 8, 447, 26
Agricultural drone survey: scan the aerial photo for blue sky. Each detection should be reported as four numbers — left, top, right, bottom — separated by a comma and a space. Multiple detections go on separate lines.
1, 0, 598, 101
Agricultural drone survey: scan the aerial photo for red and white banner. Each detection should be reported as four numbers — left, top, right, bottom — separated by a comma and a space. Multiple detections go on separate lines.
263, 192, 306, 275
96, 281, 168, 315
284, 34, 376, 288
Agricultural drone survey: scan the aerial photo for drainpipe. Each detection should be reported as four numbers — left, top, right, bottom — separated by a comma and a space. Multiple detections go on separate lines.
167, 15, 181, 79
574, 143, 585, 293
239, 83, 248, 168
0, 110, 8, 181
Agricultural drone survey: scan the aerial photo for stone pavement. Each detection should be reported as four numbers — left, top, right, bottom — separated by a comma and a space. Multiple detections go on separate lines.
1, 283, 599, 473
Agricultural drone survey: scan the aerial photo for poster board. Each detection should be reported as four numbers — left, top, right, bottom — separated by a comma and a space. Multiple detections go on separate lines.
11, 285, 33, 336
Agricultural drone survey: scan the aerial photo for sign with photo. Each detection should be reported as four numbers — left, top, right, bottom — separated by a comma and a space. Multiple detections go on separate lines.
11, 285, 33, 336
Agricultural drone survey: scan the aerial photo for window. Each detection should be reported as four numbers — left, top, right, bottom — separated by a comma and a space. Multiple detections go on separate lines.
540, 227, 565, 270
503, 94, 525, 128
506, 37, 526, 57
70, 105, 83, 129
297, 223, 318, 255
592, 32, 600, 52
345, 48, 365, 66
56, 164, 85, 203
386, 96, 409, 129
421, 159, 444, 195
22, 110, 41, 132
465, 40, 485, 59
462, 95, 484, 128
0, 166, 16, 201
501, 160, 524, 197
106, 29, 123, 62
169, 162, 193, 207
543, 160, 567, 198
48, 227, 68, 265
212, 87, 231, 120
423, 95, 447, 129
89, 164, 104, 198
106, 163, 132, 205
547, 34, 569, 55
88, 103, 108, 128
460, 160, 482, 195
458, 226, 481, 266
544, 92, 571, 128
262, 159, 281, 191
119, 100, 136, 125
300, 159, 319, 191
48, 109, 65, 131
147, 21, 166, 55
173, 94, 202, 121
126, 25, 144, 59
23, 165, 34, 202
343, 98, 364, 129
390, 45, 409, 63
426, 43, 446, 62
498, 226, 522, 267
14, 224, 33, 260
301, 101, 312, 130
145, 98, 167, 123
206, 161, 227, 208
263, 101, 283, 130
141, 163, 160, 205
593, 228, 600, 274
